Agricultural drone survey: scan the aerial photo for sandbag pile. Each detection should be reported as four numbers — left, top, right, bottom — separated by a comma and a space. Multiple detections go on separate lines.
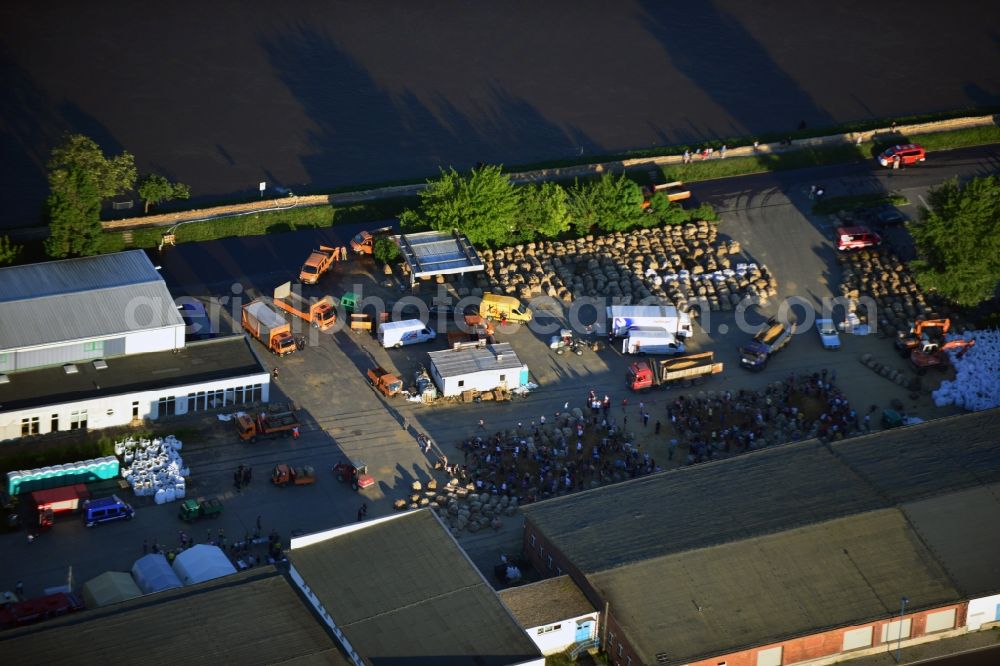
117, 436, 189, 502
837, 248, 966, 336
932, 330, 1000, 411
478, 223, 777, 311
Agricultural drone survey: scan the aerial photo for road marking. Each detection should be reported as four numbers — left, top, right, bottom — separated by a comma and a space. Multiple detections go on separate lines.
917, 194, 932, 211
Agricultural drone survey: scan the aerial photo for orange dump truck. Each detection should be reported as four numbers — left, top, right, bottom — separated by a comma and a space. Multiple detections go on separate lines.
242, 299, 297, 356
273, 282, 337, 331
299, 245, 344, 284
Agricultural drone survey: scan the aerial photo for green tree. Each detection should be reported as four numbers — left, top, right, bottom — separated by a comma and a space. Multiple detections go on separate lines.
44, 134, 136, 258
372, 236, 401, 264
567, 173, 645, 235
138, 174, 191, 213
909, 175, 1000, 307
400, 165, 520, 246
647, 192, 688, 226
515, 182, 571, 241
0, 235, 22, 266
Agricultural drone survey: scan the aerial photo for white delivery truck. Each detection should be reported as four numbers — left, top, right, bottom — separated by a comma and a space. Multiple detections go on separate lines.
379, 319, 437, 348
622, 328, 686, 355
606, 305, 694, 338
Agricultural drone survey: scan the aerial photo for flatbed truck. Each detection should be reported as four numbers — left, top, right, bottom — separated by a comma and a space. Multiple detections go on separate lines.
272, 282, 337, 331
237, 407, 300, 442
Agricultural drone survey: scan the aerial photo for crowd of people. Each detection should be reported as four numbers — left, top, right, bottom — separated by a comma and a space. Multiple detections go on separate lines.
455, 372, 860, 503
140, 516, 286, 570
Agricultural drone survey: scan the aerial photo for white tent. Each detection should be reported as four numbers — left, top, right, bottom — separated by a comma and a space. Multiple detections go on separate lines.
131, 553, 182, 594
82, 571, 143, 608
171, 544, 237, 585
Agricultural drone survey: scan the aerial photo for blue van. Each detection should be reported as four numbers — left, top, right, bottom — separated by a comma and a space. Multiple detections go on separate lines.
83, 495, 135, 527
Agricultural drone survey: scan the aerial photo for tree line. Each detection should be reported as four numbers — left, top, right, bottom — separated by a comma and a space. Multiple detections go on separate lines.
399, 165, 716, 248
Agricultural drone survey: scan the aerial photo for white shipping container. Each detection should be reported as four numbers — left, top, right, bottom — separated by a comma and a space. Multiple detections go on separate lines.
606, 305, 693, 338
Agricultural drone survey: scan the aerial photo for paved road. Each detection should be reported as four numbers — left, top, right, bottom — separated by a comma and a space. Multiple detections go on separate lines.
2, 145, 997, 606
2, 1, 998, 227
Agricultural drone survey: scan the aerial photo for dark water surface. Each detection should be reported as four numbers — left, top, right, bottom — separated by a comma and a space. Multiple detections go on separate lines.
1, 0, 997, 226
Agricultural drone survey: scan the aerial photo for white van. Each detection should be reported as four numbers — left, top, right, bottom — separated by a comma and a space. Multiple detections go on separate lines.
622, 328, 685, 355
379, 319, 437, 348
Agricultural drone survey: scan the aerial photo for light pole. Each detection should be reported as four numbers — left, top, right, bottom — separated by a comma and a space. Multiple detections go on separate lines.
895, 596, 909, 663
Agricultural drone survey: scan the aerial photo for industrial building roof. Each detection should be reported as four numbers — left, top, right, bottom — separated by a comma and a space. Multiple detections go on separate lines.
0, 335, 267, 413
0, 567, 350, 664
592, 509, 961, 665
0, 250, 184, 352
499, 576, 595, 629
428, 342, 525, 378
522, 408, 1000, 665
398, 230, 484, 280
288, 509, 542, 666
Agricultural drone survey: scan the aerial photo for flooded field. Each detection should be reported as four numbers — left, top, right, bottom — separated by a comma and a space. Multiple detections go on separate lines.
1, 0, 998, 226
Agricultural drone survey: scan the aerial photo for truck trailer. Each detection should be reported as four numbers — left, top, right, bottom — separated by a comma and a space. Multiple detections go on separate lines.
628, 352, 724, 391
242, 299, 297, 356
272, 282, 337, 331
622, 328, 686, 355
606, 305, 693, 338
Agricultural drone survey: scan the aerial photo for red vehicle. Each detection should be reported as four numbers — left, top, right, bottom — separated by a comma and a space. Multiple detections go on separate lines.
0, 592, 82, 629
878, 144, 925, 167
332, 460, 375, 491
32, 484, 91, 529
836, 226, 882, 251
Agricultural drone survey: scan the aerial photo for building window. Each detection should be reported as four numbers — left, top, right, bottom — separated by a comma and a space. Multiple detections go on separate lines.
881, 619, 912, 643
0, 352, 8, 368
557, 566, 563, 576
529, 534, 536, 547
21, 417, 40, 436
51, 414, 59, 432
157, 396, 176, 417
756, 646, 782, 666
608, 632, 615, 646
926, 609, 956, 633
842, 626, 873, 651
626, 658, 632, 666
617, 644, 623, 657
458, 380, 465, 388
547, 555, 553, 570
224, 388, 235, 405
536, 624, 563, 635
499, 374, 506, 381
208, 389, 225, 408
83, 341, 104, 353
248, 384, 263, 403
132, 402, 140, 418
70, 410, 88, 430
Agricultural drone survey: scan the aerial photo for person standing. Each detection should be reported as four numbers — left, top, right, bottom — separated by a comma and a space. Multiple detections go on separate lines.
15, 581, 24, 599
720, 145, 727, 159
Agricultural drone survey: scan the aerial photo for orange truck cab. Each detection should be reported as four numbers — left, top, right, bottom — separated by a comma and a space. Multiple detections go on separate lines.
242, 299, 297, 355
272, 282, 337, 331
299, 246, 344, 284
350, 227, 395, 255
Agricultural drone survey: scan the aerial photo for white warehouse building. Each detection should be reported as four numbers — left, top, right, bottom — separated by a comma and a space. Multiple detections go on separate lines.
0, 251, 270, 441
427, 342, 529, 397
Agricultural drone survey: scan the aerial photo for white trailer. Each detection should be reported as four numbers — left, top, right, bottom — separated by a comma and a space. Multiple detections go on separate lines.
622, 328, 686, 355
378, 319, 437, 348
606, 305, 693, 338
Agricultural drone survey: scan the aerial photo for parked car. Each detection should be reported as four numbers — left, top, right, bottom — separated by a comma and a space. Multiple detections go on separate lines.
871, 207, 907, 228
816, 319, 841, 350
836, 226, 881, 251
878, 144, 925, 167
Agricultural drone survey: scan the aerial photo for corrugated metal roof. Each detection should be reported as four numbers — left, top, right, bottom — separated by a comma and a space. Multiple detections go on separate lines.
398, 230, 484, 278
428, 342, 524, 378
0, 250, 161, 301
0, 251, 183, 351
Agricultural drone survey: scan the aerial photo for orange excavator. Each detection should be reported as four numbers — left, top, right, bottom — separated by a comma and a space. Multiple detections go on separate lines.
910, 338, 975, 374
895, 318, 950, 357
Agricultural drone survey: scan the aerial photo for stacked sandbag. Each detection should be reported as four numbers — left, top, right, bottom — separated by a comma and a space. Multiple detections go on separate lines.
118, 435, 188, 501
932, 330, 1000, 411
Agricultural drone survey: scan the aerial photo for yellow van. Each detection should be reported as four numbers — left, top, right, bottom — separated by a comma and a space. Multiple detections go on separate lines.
480, 293, 532, 323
